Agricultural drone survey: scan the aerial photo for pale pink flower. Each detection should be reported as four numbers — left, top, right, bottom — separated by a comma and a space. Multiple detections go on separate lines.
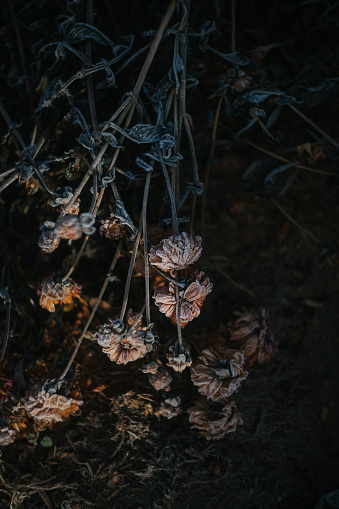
149, 232, 202, 276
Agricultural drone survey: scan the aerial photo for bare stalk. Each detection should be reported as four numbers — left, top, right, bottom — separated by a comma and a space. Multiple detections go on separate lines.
58, 239, 123, 382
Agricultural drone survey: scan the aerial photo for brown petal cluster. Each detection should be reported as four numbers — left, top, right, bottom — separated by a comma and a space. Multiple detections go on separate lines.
39, 278, 82, 312
149, 232, 202, 276
229, 308, 277, 366
0, 425, 16, 446
100, 213, 125, 239
24, 383, 83, 429
188, 399, 243, 440
166, 343, 192, 372
49, 187, 80, 214
93, 310, 155, 365
153, 269, 212, 327
191, 346, 248, 402
155, 397, 181, 419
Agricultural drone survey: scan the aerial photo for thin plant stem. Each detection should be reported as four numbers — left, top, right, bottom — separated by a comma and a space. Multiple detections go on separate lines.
58, 239, 123, 383
175, 285, 183, 346
289, 104, 339, 151
158, 148, 179, 235
0, 296, 11, 363
142, 173, 152, 327
244, 140, 335, 176
271, 198, 320, 244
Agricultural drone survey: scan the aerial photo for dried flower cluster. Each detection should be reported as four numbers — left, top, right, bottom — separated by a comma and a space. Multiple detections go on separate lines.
153, 269, 212, 327
38, 221, 60, 253
39, 278, 82, 312
148, 369, 173, 391
155, 396, 181, 419
166, 343, 192, 372
100, 213, 125, 239
54, 213, 95, 241
229, 308, 277, 366
191, 346, 248, 402
188, 399, 243, 440
93, 310, 156, 365
0, 424, 16, 446
149, 232, 202, 276
23, 382, 83, 429
49, 187, 80, 214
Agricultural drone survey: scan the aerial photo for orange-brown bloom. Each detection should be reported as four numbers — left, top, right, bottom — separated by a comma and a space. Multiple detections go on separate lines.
191, 346, 248, 402
39, 278, 82, 312
24, 382, 83, 429
229, 308, 277, 366
149, 232, 202, 276
93, 310, 155, 365
100, 213, 125, 239
188, 399, 243, 440
153, 269, 212, 327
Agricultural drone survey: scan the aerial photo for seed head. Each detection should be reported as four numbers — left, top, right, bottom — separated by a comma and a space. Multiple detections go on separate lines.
38, 221, 60, 253
149, 232, 202, 276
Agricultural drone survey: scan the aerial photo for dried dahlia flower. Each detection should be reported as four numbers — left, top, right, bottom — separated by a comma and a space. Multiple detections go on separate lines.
149, 232, 202, 276
148, 369, 172, 391
93, 310, 155, 365
38, 221, 60, 253
54, 213, 95, 241
39, 278, 82, 312
24, 381, 83, 429
191, 346, 248, 402
188, 399, 243, 440
153, 269, 212, 327
166, 343, 192, 372
100, 213, 125, 239
229, 308, 277, 367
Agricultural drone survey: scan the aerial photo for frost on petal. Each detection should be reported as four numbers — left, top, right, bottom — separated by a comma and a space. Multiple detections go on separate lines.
191, 346, 248, 402
93, 310, 153, 364
166, 344, 192, 372
153, 269, 212, 328
229, 308, 277, 366
24, 383, 83, 429
38, 221, 60, 253
148, 369, 172, 391
149, 232, 202, 276
39, 278, 82, 312
100, 213, 125, 239
188, 399, 243, 440
54, 215, 82, 240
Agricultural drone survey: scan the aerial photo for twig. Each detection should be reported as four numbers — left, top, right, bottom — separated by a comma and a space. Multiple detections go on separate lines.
271, 198, 320, 245
289, 104, 339, 151
58, 239, 123, 382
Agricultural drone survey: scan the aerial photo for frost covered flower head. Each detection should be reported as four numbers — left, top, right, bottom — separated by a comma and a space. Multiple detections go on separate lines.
54, 213, 95, 241
24, 380, 83, 429
229, 308, 277, 366
191, 346, 248, 402
166, 343, 192, 372
100, 213, 125, 240
39, 278, 82, 312
148, 369, 172, 391
93, 310, 155, 365
188, 399, 243, 440
153, 269, 212, 327
149, 232, 202, 276
38, 221, 60, 253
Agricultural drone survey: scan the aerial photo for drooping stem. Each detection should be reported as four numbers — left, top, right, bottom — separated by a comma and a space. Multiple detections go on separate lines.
58, 239, 123, 382
175, 285, 183, 346
271, 198, 320, 245
158, 148, 179, 235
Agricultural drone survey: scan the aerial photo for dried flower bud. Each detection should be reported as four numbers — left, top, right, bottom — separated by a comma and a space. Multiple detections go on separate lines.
93, 310, 151, 364
155, 397, 181, 419
140, 361, 159, 374
49, 187, 73, 207
188, 399, 243, 439
54, 215, 82, 240
100, 213, 125, 239
24, 382, 83, 429
148, 369, 172, 391
166, 343, 192, 372
191, 346, 248, 402
149, 232, 202, 276
229, 308, 277, 366
39, 278, 82, 312
38, 221, 60, 253
79, 213, 96, 235
153, 269, 212, 327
